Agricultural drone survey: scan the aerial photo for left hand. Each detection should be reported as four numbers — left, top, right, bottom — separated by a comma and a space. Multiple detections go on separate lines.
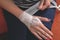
29, 16, 53, 40
38, 0, 51, 10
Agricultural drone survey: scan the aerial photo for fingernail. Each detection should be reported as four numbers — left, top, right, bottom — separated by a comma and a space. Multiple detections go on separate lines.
49, 31, 53, 36
49, 37, 53, 40
50, 37, 53, 40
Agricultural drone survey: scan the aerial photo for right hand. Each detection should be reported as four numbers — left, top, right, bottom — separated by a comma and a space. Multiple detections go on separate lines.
38, 0, 51, 10
27, 16, 53, 40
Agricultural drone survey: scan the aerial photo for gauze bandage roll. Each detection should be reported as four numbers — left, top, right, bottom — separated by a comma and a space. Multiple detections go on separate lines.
19, 12, 43, 27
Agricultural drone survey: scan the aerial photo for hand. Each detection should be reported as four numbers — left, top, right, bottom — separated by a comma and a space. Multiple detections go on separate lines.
39, 0, 51, 10
19, 12, 53, 40
28, 16, 53, 40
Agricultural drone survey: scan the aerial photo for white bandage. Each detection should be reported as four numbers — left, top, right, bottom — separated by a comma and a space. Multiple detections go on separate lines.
19, 12, 32, 27
19, 12, 43, 27
31, 17, 43, 26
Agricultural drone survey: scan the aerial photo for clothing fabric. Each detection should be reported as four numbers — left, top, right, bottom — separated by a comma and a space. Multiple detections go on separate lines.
3, 7, 56, 40
27, 8, 56, 40
3, 0, 56, 40
14, 0, 39, 8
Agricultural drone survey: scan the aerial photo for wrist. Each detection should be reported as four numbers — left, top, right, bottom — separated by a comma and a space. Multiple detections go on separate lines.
18, 12, 33, 27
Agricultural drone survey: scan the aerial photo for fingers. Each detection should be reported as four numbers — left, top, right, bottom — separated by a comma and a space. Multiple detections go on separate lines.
38, 0, 44, 10
28, 17, 53, 40
37, 31, 47, 40
39, 0, 50, 10
30, 28, 42, 40
42, 0, 50, 10
32, 17, 53, 37
38, 17, 51, 22
34, 26, 53, 40
29, 22, 53, 40
34, 16, 51, 22
31, 17, 53, 37
39, 23, 53, 37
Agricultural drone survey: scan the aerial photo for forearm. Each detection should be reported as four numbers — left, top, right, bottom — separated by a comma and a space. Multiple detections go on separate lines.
0, 0, 23, 18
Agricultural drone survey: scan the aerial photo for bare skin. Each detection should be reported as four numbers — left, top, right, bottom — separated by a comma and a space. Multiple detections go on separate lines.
0, 0, 53, 40
39, 0, 51, 10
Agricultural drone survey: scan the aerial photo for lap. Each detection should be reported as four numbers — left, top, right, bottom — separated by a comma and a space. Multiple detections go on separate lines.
3, 8, 56, 40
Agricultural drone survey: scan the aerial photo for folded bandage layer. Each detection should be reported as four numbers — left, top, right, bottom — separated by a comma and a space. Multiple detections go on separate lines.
19, 12, 42, 27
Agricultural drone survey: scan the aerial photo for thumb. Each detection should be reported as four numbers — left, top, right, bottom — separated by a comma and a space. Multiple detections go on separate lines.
38, 0, 44, 10
38, 17, 51, 22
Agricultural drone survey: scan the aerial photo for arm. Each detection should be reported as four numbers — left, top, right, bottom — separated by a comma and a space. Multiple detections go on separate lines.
0, 0, 53, 40
0, 0, 23, 18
